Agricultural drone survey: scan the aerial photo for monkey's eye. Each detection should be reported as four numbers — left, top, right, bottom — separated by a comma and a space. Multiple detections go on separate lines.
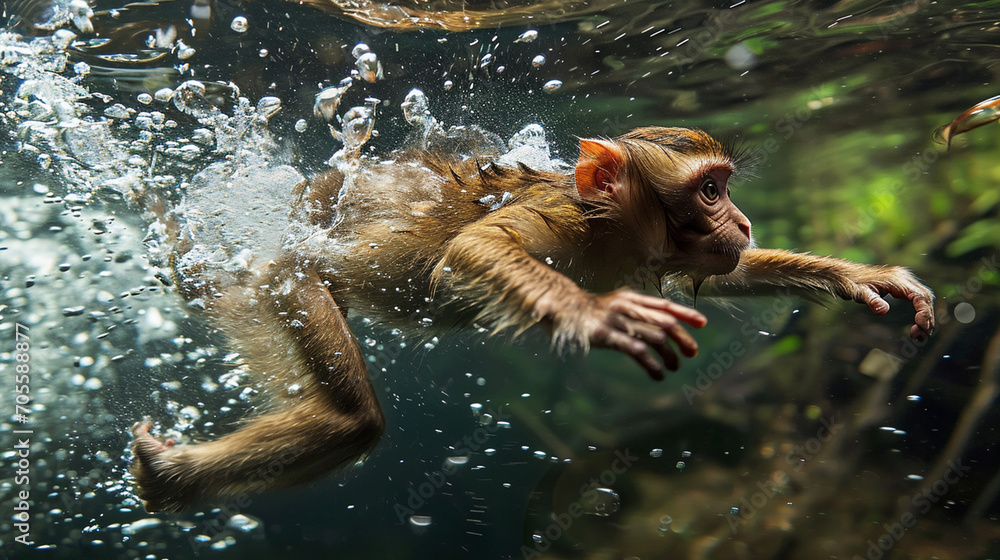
700, 178, 720, 202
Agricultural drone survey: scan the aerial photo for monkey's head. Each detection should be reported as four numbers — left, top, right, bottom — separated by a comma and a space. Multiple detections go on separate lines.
575, 126, 752, 286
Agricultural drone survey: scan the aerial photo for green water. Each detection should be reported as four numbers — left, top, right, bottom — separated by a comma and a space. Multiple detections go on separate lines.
2, 0, 1000, 558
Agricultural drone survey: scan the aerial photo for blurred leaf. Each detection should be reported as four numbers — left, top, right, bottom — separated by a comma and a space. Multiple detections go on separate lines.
946, 220, 1000, 257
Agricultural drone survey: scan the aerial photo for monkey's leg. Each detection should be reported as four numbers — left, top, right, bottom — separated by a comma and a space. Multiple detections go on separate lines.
703, 248, 935, 338
130, 261, 385, 513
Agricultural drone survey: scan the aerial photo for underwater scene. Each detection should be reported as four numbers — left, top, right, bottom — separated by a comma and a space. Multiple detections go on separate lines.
2, 0, 1000, 558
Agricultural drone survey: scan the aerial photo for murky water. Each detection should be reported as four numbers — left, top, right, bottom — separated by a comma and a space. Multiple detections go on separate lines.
3, 0, 1000, 559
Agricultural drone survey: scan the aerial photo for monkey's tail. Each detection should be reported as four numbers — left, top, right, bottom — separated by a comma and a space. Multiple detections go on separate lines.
129, 258, 385, 513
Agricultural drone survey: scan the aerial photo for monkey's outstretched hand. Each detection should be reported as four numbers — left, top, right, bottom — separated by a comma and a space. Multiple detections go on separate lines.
842, 266, 935, 341
555, 289, 707, 380
705, 250, 935, 342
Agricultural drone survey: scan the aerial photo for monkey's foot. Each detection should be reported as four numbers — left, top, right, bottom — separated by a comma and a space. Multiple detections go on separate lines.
129, 420, 199, 513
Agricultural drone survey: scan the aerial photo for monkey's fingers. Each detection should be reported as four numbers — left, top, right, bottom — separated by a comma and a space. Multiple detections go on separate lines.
616, 291, 707, 328
625, 320, 682, 373
913, 300, 935, 338
609, 298, 700, 358
620, 334, 669, 379
857, 282, 935, 340
879, 284, 935, 338
856, 286, 891, 316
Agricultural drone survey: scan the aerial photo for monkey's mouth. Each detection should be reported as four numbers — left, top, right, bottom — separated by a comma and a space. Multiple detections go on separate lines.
694, 243, 746, 276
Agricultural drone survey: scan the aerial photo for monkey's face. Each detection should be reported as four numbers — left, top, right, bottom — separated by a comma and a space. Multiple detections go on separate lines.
576, 127, 752, 280
658, 165, 752, 278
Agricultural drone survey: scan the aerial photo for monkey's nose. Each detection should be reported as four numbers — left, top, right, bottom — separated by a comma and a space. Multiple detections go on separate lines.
738, 222, 751, 240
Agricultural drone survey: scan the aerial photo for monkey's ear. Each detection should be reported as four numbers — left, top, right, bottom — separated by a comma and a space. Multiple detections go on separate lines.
575, 139, 625, 200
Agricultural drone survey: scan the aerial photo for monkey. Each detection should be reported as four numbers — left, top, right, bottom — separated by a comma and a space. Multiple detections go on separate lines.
129, 126, 935, 513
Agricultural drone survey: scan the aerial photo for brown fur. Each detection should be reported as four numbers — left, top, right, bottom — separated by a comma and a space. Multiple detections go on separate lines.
131, 257, 384, 512
129, 127, 934, 512
704, 248, 935, 337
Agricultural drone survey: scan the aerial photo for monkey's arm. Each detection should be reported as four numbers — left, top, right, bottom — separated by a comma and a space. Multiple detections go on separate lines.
702, 248, 935, 339
431, 203, 706, 378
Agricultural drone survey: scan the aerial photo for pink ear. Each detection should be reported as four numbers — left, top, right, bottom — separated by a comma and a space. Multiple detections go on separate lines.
575, 139, 624, 200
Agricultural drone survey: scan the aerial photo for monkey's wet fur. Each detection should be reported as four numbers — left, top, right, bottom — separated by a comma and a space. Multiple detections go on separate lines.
129, 127, 934, 513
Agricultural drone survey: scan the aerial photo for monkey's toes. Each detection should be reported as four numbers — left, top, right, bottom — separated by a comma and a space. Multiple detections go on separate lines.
128, 421, 198, 513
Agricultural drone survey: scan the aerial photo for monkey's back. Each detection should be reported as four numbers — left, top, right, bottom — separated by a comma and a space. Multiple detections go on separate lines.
293, 151, 585, 328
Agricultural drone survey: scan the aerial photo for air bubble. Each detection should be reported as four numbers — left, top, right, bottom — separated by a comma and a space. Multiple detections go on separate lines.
649, 448, 663, 458
177, 40, 196, 60
137, 93, 153, 105
172, 80, 216, 118
178, 144, 201, 161
509, 123, 546, 149
531, 54, 546, 67
542, 80, 563, 93
191, 128, 214, 145
227, 514, 260, 532
409, 515, 432, 531
69, 0, 94, 33
154, 88, 173, 103
658, 515, 673, 534
104, 104, 131, 119
356, 52, 383, 83
955, 302, 975, 323
295, 119, 308, 132
341, 104, 377, 152
401, 89, 433, 127
352, 43, 371, 59
314, 84, 351, 122
585, 488, 620, 516
515, 30, 538, 43
231, 16, 249, 33
256, 96, 282, 120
